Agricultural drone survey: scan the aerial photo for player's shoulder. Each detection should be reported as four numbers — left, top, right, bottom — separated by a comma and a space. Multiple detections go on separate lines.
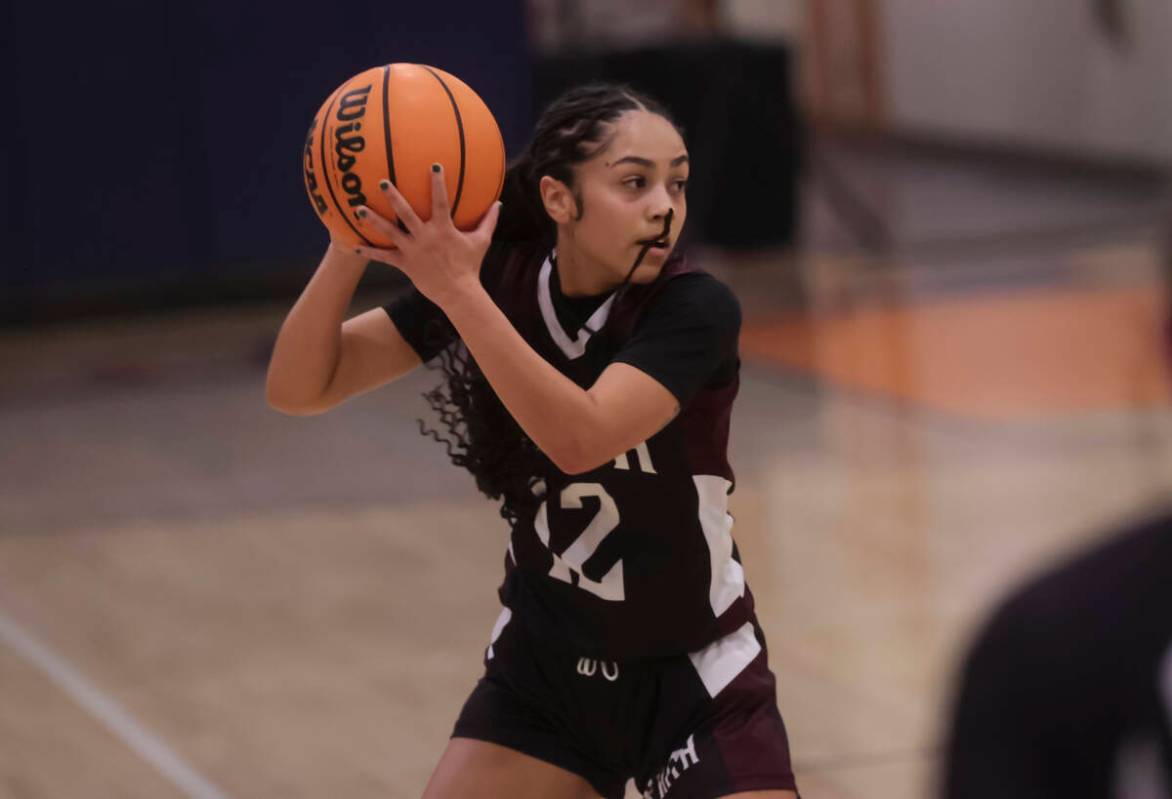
482, 239, 545, 294
663, 269, 739, 306
648, 264, 742, 329
483, 239, 541, 273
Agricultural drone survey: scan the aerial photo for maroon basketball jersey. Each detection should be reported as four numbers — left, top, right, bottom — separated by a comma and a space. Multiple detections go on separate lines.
483, 242, 756, 660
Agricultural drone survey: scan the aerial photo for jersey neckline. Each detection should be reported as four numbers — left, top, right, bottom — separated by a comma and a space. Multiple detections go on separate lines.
537, 254, 617, 360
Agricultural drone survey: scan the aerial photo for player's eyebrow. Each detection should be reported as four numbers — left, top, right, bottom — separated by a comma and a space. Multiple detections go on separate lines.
609, 155, 690, 168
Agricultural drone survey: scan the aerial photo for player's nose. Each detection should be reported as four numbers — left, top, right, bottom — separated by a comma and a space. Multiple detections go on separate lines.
646, 185, 674, 221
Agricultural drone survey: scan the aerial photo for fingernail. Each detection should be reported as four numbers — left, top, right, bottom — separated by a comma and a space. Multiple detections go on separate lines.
356, 208, 367, 218
354, 247, 362, 254
379, 179, 390, 190
431, 163, 441, 173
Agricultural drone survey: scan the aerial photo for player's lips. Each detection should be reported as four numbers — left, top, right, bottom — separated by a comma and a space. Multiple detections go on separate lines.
636, 236, 671, 249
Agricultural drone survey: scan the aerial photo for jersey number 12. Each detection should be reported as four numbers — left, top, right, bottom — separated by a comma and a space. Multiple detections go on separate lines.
534, 483, 624, 602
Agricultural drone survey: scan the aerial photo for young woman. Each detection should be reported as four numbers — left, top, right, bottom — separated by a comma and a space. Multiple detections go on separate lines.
267, 84, 798, 799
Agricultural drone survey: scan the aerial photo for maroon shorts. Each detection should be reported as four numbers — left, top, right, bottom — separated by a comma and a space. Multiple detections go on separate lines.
452, 607, 798, 799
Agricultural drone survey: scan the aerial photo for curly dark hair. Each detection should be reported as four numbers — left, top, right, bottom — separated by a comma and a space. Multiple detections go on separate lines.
418, 83, 683, 527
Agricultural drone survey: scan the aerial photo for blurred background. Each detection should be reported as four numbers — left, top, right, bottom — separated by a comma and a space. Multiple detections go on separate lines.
2, 1, 1170, 797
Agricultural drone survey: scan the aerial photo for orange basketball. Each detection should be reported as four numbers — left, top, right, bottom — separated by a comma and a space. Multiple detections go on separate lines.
302, 63, 506, 247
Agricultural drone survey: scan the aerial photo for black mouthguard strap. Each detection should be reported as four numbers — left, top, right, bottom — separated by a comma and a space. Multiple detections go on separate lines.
580, 207, 675, 337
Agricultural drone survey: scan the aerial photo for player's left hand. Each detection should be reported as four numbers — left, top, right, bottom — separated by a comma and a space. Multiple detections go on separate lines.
353, 164, 501, 308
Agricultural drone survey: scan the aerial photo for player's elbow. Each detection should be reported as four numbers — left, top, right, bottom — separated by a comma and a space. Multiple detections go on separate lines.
551, 454, 593, 476
546, 444, 581, 476
548, 438, 612, 476
269, 401, 325, 417
266, 397, 321, 417
265, 383, 329, 417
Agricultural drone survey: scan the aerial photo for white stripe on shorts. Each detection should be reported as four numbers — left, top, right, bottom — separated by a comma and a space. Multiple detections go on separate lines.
688, 621, 761, 698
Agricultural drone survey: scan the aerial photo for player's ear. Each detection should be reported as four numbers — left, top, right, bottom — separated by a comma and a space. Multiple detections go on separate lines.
539, 175, 578, 225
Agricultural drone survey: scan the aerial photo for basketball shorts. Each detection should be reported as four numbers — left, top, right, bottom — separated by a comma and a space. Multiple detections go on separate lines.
452, 607, 798, 799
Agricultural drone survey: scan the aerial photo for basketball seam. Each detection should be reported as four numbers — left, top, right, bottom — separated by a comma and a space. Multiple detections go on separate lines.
382, 65, 397, 188
422, 66, 466, 219
320, 83, 373, 246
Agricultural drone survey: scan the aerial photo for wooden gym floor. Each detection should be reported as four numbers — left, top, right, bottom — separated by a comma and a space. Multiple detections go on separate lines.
1, 168, 1170, 797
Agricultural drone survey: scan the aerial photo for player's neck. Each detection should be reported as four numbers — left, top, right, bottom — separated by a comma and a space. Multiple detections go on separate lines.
552, 242, 619, 298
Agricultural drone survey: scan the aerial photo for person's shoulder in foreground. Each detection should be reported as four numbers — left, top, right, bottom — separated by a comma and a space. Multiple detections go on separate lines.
943, 508, 1172, 799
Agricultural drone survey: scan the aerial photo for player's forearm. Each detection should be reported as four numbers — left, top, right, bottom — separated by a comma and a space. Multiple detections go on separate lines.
266, 244, 367, 412
441, 284, 602, 474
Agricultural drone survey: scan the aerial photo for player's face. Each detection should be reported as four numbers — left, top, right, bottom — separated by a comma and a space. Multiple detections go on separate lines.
568, 110, 689, 288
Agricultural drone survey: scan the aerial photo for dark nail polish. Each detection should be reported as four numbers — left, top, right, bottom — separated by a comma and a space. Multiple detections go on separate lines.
356, 208, 367, 218
379, 179, 390, 190
431, 163, 441, 173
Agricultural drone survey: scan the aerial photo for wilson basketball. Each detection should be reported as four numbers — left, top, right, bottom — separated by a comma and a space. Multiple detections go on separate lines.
302, 63, 506, 247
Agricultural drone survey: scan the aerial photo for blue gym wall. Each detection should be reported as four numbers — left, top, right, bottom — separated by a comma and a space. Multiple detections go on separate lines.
1, 0, 533, 322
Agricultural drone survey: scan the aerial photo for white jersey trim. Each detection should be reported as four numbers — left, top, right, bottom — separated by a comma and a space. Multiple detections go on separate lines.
486, 606, 512, 661
688, 621, 761, 697
694, 475, 746, 617
537, 255, 616, 361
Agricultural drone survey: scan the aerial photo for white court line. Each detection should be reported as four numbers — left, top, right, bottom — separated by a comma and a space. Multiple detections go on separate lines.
0, 607, 232, 799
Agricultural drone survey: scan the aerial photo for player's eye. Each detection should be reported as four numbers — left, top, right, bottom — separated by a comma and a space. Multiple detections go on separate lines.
671, 179, 689, 192
622, 176, 647, 190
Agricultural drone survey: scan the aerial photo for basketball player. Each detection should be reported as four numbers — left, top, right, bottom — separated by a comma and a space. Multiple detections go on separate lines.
267, 84, 798, 799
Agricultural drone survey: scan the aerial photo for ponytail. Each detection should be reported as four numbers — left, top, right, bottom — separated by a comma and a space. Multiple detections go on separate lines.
493, 154, 556, 245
